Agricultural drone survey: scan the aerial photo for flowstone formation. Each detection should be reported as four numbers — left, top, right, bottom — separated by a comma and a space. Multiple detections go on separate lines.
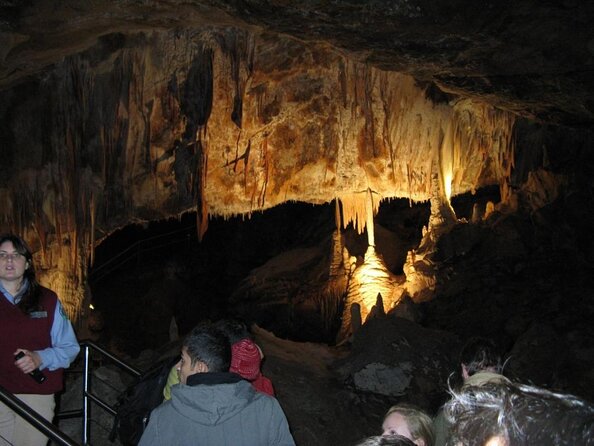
0, 27, 515, 316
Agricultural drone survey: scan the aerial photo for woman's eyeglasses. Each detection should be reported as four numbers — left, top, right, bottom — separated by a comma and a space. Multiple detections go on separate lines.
0, 252, 25, 261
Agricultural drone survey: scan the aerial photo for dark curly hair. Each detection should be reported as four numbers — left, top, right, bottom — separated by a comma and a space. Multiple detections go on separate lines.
460, 337, 502, 376
184, 322, 231, 373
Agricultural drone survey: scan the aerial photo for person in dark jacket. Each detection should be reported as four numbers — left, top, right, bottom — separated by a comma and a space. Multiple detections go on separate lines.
139, 322, 295, 446
163, 318, 276, 400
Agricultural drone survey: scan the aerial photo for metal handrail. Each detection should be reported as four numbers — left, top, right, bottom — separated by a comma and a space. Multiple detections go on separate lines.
89, 225, 195, 281
90, 236, 190, 283
0, 340, 142, 446
77, 340, 142, 445
0, 384, 79, 446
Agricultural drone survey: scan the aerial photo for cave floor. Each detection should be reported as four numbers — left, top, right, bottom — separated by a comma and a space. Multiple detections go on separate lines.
55, 325, 389, 446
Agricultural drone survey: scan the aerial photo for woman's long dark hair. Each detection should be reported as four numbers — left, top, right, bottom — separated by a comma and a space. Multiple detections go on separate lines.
0, 233, 42, 314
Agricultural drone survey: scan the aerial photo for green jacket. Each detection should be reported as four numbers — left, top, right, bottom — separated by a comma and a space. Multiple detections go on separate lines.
162, 365, 179, 400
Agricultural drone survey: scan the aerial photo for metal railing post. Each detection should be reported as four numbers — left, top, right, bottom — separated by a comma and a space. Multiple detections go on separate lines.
82, 344, 90, 445
0, 340, 145, 446
77, 340, 142, 445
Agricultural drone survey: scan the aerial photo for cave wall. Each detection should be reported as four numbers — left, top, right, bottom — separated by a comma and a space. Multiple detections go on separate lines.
0, 27, 517, 315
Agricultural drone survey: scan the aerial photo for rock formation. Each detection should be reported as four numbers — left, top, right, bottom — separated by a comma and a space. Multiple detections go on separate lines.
0, 1, 591, 319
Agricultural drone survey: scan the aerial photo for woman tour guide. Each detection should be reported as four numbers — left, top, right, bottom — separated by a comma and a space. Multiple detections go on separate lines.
0, 233, 80, 446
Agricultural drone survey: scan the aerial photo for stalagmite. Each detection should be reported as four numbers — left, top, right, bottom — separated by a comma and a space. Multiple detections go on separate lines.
365, 189, 376, 247
337, 188, 400, 342
403, 162, 457, 302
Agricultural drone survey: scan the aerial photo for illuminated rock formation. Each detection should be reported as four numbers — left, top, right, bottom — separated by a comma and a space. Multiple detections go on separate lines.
4, 1, 588, 319
337, 189, 402, 340
0, 26, 517, 316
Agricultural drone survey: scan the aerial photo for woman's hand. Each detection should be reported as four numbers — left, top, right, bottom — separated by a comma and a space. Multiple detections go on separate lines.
14, 349, 42, 374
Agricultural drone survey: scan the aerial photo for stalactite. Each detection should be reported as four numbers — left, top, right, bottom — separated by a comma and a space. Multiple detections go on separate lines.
362, 67, 377, 158
328, 200, 345, 280
257, 137, 270, 208
379, 74, 397, 185
406, 163, 413, 207
338, 59, 348, 109
217, 29, 254, 128
365, 188, 376, 247
1, 28, 520, 318
444, 102, 515, 201
338, 191, 380, 234
197, 149, 209, 241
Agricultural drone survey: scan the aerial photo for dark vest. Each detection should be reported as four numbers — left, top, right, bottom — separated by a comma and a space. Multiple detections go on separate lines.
0, 286, 64, 394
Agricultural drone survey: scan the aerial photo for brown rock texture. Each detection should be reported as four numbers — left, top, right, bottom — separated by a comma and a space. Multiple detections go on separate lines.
0, 26, 515, 314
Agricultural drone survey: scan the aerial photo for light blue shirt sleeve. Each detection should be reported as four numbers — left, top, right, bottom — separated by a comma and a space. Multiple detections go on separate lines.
36, 300, 80, 371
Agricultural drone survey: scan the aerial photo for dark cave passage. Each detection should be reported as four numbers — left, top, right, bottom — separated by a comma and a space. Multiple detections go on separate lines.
85, 186, 503, 355
87, 202, 338, 353
86, 198, 424, 353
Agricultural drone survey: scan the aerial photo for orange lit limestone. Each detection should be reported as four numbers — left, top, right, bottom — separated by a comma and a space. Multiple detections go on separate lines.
338, 189, 401, 340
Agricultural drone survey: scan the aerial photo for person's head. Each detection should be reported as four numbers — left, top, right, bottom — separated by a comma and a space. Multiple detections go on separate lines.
382, 404, 434, 446
356, 435, 417, 446
0, 233, 41, 313
460, 337, 502, 379
444, 381, 594, 446
213, 318, 252, 344
0, 234, 35, 285
230, 338, 262, 381
177, 322, 231, 384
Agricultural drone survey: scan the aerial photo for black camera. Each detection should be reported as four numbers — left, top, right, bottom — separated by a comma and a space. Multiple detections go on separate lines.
14, 351, 47, 384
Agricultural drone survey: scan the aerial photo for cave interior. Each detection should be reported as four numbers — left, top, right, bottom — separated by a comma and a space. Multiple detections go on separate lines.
1, 1, 594, 444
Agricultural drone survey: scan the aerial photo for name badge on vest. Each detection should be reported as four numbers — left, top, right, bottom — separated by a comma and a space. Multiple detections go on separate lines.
29, 311, 48, 319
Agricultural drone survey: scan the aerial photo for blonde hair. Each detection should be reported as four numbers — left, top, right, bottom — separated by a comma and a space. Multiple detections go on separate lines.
383, 404, 435, 446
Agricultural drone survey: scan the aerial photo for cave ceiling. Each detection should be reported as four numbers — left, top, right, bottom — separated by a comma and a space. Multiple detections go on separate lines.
0, 0, 593, 314
2, 0, 594, 125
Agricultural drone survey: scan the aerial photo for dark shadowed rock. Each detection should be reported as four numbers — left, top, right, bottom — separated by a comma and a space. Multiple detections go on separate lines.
506, 323, 570, 389
334, 316, 460, 412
